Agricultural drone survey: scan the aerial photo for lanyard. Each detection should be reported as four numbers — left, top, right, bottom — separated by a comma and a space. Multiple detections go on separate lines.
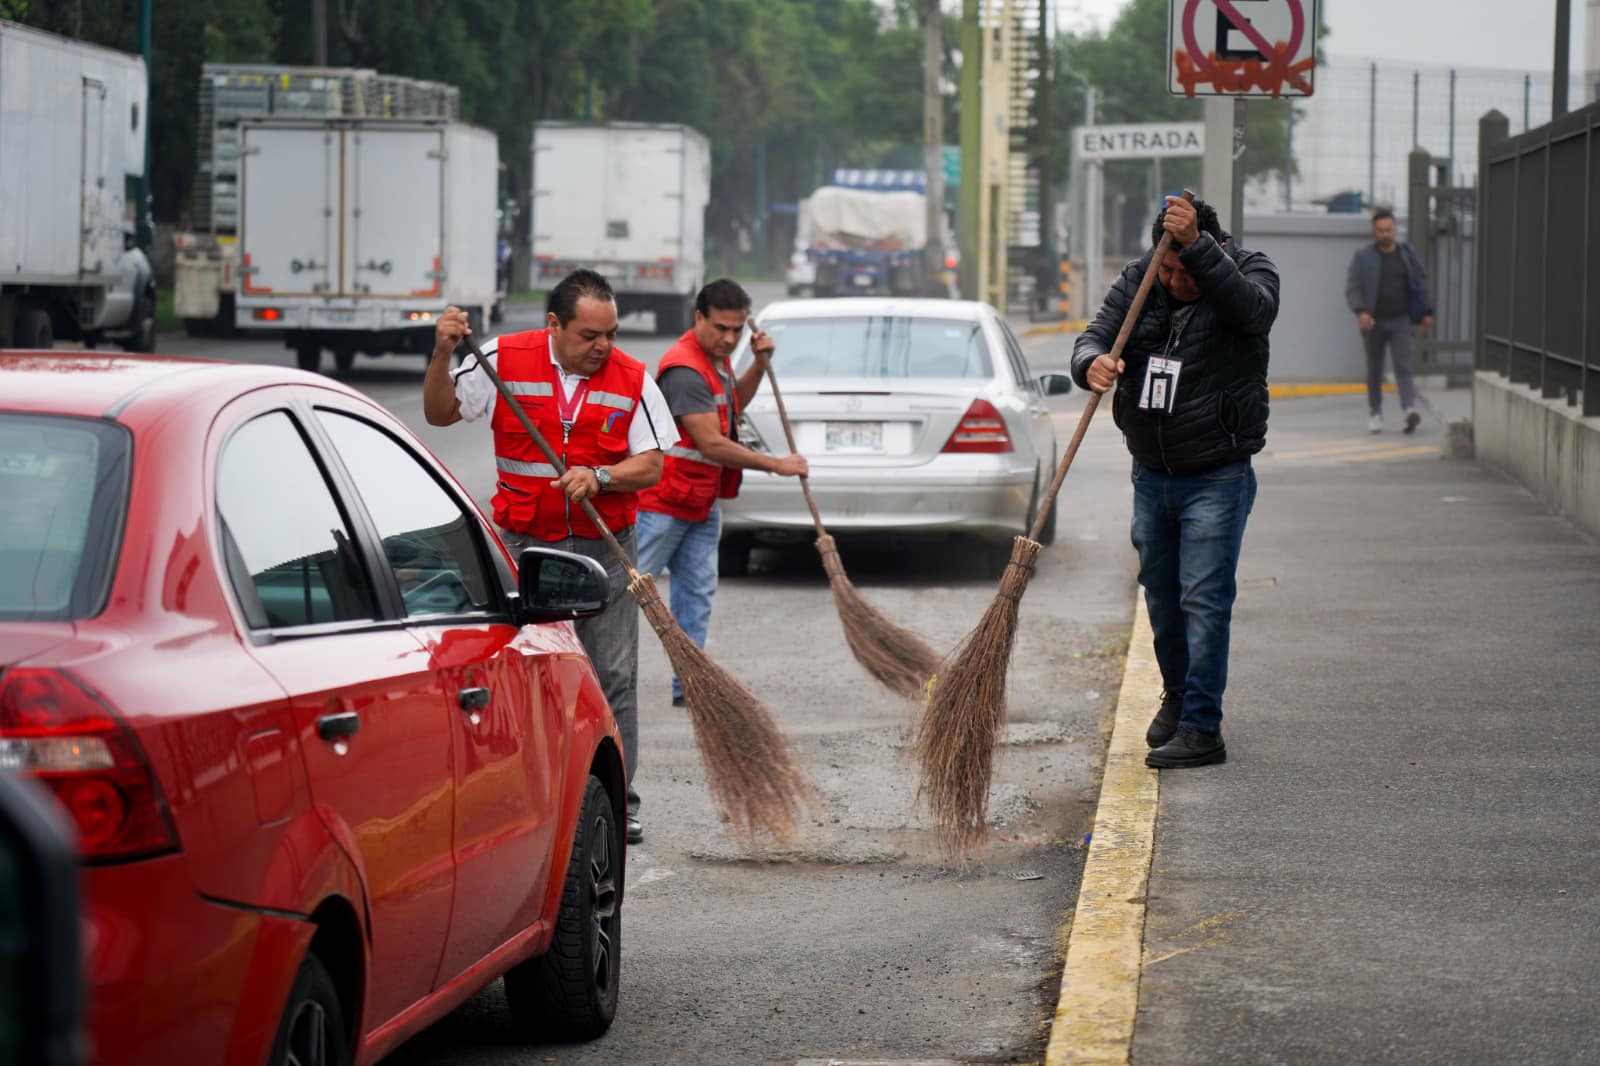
555, 375, 589, 427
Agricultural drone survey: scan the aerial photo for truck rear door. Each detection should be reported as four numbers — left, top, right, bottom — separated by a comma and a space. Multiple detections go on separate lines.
604, 127, 683, 263
348, 125, 444, 300
238, 125, 337, 297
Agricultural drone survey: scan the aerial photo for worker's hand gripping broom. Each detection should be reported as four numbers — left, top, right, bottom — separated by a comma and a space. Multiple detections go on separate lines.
913, 190, 1196, 861
465, 337, 815, 847
751, 345, 943, 700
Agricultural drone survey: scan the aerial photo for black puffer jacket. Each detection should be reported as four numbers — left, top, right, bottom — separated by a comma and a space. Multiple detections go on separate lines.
1071, 233, 1279, 475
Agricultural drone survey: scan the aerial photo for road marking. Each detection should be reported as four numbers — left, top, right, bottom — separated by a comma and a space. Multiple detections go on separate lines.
1263, 442, 1440, 462
1044, 597, 1160, 1065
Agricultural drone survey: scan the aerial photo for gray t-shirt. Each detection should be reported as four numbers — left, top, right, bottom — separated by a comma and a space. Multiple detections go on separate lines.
659, 364, 739, 443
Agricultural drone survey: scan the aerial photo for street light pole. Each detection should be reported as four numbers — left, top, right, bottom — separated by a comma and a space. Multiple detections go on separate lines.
923, 0, 946, 291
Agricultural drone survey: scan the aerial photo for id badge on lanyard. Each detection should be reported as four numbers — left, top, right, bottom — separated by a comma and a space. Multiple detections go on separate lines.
1138, 306, 1193, 416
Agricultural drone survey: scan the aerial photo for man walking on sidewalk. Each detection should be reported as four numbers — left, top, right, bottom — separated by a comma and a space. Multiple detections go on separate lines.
637, 279, 808, 706
1073, 196, 1280, 769
424, 269, 675, 844
1345, 208, 1434, 434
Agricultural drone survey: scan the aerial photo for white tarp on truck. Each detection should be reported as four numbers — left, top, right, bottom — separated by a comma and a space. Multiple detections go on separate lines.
806, 186, 926, 250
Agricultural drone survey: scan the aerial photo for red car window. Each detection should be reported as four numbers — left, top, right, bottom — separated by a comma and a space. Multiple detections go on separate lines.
216, 410, 378, 628
314, 410, 496, 619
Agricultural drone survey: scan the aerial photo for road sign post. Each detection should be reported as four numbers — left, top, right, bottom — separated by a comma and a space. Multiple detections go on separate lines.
1169, 0, 1317, 244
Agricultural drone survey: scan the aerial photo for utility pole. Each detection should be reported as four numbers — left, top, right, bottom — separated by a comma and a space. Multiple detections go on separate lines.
1553, 0, 1571, 117
923, 0, 946, 292
312, 0, 327, 66
1035, 0, 1052, 304
958, 0, 981, 300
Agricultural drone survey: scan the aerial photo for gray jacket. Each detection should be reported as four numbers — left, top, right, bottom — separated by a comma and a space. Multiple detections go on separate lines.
1345, 241, 1432, 322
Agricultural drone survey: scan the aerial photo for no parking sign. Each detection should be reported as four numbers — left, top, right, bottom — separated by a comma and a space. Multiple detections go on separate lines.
1168, 0, 1318, 98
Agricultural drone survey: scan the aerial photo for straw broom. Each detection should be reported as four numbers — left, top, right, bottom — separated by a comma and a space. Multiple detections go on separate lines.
914, 191, 1194, 860
465, 337, 814, 847
751, 348, 943, 701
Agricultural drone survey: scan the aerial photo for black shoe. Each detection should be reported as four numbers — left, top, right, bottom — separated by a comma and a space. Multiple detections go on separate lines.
1145, 689, 1184, 748
671, 693, 685, 708
1145, 727, 1226, 769
1404, 409, 1421, 434
626, 814, 643, 844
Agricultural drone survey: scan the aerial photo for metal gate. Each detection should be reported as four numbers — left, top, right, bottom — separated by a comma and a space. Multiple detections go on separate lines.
1406, 149, 1476, 382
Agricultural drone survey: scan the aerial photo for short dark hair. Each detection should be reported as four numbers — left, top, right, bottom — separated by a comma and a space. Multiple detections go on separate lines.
1371, 208, 1396, 225
695, 278, 751, 318
1151, 197, 1226, 250
547, 269, 615, 326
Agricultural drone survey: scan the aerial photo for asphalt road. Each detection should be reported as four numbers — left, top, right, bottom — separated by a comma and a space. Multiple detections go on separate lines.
153, 285, 1136, 1064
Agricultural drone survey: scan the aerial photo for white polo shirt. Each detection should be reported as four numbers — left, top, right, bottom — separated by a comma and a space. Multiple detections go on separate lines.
451, 335, 673, 456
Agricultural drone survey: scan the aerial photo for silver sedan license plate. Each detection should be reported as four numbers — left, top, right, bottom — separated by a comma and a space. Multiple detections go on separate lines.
825, 421, 883, 452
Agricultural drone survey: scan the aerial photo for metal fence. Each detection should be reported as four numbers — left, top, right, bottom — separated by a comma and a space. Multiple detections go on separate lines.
1407, 149, 1476, 381
1268, 55, 1588, 213
1475, 100, 1600, 417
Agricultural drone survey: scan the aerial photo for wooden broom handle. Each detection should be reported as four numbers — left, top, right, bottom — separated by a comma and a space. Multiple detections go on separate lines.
752, 346, 827, 534
464, 336, 639, 579
1028, 188, 1195, 543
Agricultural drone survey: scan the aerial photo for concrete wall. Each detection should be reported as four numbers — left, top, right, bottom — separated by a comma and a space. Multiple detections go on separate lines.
1247, 212, 1374, 382
1473, 371, 1600, 542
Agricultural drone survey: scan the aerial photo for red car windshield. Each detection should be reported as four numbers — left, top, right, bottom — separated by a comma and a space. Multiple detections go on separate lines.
0, 414, 130, 622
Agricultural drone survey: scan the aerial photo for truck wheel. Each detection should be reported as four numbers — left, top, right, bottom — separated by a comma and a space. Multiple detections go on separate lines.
504, 775, 621, 1041
121, 284, 157, 353
332, 348, 355, 374
266, 952, 351, 1066
295, 341, 321, 374
14, 307, 53, 349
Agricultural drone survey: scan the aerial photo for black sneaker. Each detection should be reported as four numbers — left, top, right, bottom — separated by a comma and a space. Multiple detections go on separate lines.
1145, 726, 1226, 769
1403, 409, 1421, 434
626, 814, 643, 844
671, 693, 685, 708
1145, 689, 1184, 748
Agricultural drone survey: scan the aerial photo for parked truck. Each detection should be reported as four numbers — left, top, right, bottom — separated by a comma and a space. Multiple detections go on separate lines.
174, 63, 460, 336
531, 122, 709, 335
233, 117, 498, 373
803, 183, 930, 298
0, 20, 156, 350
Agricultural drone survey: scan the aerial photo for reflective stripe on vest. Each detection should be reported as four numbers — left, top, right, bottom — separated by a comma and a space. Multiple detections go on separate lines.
506, 381, 554, 397
666, 444, 709, 463
588, 390, 635, 411
496, 457, 560, 478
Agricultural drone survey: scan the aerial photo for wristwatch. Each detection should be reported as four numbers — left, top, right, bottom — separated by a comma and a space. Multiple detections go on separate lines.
593, 466, 613, 492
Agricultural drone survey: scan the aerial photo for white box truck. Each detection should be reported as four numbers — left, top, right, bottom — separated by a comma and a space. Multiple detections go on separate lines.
174, 63, 461, 336
531, 122, 709, 334
233, 118, 498, 373
0, 20, 156, 350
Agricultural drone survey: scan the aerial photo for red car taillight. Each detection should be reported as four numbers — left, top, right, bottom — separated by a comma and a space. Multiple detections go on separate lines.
0, 668, 179, 862
941, 399, 1013, 454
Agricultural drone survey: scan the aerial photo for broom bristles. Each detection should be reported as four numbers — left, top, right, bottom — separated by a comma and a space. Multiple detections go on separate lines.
630, 573, 815, 849
913, 536, 1042, 861
816, 535, 942, 701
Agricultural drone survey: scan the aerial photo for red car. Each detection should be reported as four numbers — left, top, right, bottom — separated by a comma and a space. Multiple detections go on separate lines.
0, 352, 628, 1065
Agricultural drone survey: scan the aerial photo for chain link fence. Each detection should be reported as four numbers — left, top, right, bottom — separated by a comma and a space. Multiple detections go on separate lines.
1255, 54, 1590, 212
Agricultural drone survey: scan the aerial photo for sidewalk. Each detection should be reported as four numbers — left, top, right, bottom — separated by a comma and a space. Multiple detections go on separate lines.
1048, 386, 1600, 1064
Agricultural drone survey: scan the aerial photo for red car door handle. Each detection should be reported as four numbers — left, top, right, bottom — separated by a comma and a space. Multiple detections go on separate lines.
457, 687, 490, 711
316, 711, 361, 741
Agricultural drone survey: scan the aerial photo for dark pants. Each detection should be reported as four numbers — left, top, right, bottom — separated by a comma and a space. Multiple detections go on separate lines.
1130, 459, 1257, 733
499, 523, 641, 817
1363, 315, 1418, 415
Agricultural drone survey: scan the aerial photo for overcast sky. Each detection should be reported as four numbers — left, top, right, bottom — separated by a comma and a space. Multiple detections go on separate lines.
1054, 0, 1591, 74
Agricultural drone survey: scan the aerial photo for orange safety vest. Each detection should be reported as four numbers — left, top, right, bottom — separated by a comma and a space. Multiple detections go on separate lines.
638, 330, 743, 523
489, 328, 647, 539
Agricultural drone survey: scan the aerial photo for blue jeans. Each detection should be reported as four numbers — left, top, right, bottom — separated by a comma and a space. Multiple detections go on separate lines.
1130, 459, 1257, 734
636, 503, 722, 700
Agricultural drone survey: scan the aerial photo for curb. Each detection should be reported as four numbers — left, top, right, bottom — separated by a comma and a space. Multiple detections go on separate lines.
1044, 598, 1161, 1065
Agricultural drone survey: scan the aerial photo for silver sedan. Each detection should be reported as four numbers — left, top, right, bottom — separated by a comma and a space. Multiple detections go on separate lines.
719, 298, 1072, 574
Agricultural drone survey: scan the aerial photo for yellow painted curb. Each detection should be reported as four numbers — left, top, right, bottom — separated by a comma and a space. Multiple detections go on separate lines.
1045, 597, 1161, 1065
1269, 382, 1397, 399
1023, 319, 1091, 336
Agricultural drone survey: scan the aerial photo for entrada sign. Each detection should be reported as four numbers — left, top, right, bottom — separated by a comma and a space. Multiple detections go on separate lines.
1077, 123, 1206, 161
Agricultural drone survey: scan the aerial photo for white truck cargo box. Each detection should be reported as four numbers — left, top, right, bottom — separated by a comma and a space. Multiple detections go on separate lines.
531, 122, 709, 334
0, 20, 145, 284
235, 118, 497, 373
